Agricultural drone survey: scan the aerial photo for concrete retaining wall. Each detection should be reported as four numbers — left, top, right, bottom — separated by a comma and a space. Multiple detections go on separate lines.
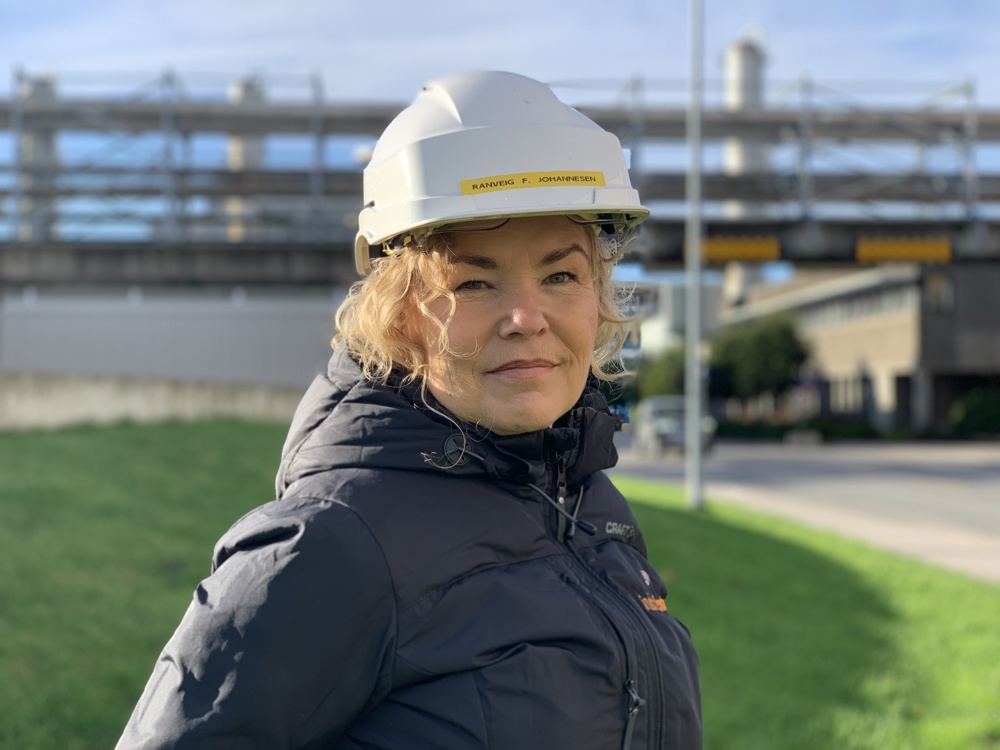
0, 373, 305, 430
0, 286, 344, 388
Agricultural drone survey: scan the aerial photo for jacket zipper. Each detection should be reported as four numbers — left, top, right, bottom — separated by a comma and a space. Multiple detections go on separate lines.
549, 451, 662, 750
554, 455, 569, 542
623, 679, 646, 750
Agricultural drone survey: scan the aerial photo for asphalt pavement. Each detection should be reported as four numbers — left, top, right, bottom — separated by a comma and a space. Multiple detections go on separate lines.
611, 438, 1000, 585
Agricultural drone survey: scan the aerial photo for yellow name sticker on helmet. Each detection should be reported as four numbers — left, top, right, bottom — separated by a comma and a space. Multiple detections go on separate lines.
460, 171, 606, 195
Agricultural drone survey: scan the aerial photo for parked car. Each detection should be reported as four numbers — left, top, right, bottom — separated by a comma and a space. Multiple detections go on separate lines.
632, 395, 717, 457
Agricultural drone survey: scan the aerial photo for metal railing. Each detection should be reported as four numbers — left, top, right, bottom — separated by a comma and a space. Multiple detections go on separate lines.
0, 69, 996, 265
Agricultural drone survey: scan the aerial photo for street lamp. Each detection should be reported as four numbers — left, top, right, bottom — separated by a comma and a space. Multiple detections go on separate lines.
685, 0, 705, 510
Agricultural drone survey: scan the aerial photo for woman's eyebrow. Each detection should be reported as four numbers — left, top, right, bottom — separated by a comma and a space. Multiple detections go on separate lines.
542, 244, 589, 265
451, 254, 499, 269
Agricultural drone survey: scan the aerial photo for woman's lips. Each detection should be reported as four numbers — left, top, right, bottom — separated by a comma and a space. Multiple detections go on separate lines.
488, 359, 556, 379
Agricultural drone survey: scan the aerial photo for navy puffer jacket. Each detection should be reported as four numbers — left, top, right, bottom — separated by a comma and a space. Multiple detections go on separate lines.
117, 349, 701, 749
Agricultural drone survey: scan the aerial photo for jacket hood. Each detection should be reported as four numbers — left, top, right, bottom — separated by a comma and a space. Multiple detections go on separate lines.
275, 349, 620, 499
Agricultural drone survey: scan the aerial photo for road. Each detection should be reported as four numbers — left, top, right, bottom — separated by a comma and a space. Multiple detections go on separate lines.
611, 439, 1000, 585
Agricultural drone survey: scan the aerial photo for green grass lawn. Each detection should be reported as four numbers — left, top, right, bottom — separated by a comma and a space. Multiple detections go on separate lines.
1, 421, 998, 749
0, 421, 290, 749
616, 476, 1000, 750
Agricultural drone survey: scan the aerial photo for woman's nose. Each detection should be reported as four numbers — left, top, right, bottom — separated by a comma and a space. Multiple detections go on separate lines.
497, 287, 549, 338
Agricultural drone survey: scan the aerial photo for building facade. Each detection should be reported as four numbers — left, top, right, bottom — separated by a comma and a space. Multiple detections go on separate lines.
720, 264, 1000, 434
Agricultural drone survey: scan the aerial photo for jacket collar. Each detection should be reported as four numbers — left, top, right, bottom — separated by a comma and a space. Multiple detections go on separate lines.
276, 349, 620, 498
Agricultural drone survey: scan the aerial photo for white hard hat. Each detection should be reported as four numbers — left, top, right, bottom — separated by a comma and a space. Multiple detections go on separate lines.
354, 71, 649, 275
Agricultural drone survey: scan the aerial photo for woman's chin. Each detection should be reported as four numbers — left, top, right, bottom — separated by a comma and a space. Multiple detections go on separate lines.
474, 395, 564, 436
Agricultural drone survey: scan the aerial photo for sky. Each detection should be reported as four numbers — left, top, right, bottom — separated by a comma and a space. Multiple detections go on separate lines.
3, 0, 997, 283
2, 0, 999, 107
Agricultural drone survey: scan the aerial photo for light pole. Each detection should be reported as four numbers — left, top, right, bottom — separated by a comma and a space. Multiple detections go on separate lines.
685, 0, 705, 510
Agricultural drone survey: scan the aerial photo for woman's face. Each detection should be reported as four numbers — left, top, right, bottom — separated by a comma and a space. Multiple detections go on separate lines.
412, 216, 600, 435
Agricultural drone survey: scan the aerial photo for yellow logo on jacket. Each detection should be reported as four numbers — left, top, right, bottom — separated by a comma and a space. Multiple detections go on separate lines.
640, 596, 667, 612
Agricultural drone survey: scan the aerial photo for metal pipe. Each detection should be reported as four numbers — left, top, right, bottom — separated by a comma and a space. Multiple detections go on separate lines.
798, 77, 814, 220
10, 68, 23, 243
160, 69, 180, 244
310, 71, 326, 242
964, 77, 979, 220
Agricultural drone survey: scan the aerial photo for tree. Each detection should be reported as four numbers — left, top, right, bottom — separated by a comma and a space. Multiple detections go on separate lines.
709, 314, 809, 400
637, 346, 686, 399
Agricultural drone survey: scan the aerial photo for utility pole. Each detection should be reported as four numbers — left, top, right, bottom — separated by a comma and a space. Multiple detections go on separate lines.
685, 0, 705, 510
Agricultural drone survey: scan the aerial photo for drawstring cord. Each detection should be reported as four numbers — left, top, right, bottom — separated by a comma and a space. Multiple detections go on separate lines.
527, 483, 596, 538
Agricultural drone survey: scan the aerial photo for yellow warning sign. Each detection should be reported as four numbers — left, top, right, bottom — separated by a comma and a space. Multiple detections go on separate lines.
460, 171, 606, 195
697, 236, 781, 263
856, 236, 951, 264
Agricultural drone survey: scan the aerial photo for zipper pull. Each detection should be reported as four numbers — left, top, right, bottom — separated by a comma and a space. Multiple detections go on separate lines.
622, 679, 646, 750
555, 455, 568, 542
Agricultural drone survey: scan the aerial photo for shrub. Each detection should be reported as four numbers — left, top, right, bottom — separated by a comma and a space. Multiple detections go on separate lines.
949, 387, 1000, 436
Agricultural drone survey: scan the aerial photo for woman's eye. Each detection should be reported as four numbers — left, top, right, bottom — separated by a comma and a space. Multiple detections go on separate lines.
456, 279, 489, 291
546, 271, 577, 284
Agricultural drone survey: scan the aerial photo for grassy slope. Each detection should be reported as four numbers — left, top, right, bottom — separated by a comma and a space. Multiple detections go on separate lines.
0, 421, 289, 749
614, 476, 1000, 750
0, 422, 997, 749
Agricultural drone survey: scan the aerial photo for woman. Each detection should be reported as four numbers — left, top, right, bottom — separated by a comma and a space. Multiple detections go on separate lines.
118, 71, 701, 749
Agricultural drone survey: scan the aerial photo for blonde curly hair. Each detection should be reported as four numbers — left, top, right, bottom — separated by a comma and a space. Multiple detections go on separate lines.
333, 222, 630, 386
